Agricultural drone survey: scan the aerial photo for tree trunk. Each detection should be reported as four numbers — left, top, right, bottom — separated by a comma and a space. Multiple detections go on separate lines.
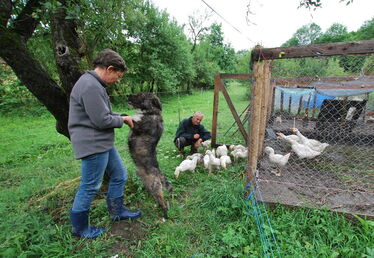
0, 0, 86, 139
0, 30, 71, 137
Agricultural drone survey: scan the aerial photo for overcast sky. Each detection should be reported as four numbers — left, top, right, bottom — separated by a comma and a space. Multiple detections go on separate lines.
151, 0, 374, 51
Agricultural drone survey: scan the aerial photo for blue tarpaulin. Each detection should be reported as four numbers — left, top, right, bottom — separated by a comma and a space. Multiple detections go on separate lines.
304, 93, 335, 108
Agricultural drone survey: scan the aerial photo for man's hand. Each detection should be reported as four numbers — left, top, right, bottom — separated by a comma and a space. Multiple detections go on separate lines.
193, 134, 200, 139
194, 138, 203, 149
122, 116, 134, 128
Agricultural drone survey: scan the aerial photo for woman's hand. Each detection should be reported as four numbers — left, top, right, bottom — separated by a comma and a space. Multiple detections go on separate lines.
122, 116, 134, 128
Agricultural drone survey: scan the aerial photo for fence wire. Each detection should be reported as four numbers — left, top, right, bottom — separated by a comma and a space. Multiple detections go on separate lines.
215, 79, 253, 146
256, 54, 374, 217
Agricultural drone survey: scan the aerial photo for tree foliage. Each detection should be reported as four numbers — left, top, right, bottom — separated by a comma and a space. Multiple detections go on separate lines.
0, 0, 238, 137
283, 23, 322, 46
278, 18, 374, 77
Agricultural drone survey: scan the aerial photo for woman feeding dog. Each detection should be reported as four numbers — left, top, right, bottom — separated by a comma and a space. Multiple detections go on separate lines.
68, 49, 142, 239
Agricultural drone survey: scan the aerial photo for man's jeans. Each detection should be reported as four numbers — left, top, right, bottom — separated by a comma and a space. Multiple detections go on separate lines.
72, 147, 127, 212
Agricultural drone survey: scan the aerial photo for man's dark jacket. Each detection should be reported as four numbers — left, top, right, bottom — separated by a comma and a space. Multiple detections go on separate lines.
174, 117, 211, 142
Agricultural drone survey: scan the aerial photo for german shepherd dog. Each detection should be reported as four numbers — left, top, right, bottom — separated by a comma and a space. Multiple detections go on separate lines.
127, 92, 172, 218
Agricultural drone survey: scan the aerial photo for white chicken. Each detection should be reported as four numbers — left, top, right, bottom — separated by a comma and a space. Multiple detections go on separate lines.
201, 139, 211, 150
278, 135, 322, 159
205, 150, 221, 174
203, 153, 210, 170
216, 145, 228, 158
229, 144, 246, 152
230, 148, 248, 162
276, 132, 301, 144
291, 128, 329, 153
186, 153, 204, 165
264, 146, 291, 176
219, 155, 232, 169
174, 156, 199, 179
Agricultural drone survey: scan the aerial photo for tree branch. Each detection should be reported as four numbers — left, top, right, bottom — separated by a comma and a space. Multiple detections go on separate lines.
12, 0, 47, 42
0, 0, 12, 28
50, 3, 84, 96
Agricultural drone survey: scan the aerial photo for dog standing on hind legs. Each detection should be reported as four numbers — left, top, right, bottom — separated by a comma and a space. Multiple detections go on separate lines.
127, 92, 172, 218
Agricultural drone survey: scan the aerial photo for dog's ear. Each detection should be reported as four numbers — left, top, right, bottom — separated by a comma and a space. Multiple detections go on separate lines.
152, 95, 162, 111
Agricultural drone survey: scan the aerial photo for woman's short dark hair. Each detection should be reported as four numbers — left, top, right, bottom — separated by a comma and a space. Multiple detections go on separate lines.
92, 49, 128, 72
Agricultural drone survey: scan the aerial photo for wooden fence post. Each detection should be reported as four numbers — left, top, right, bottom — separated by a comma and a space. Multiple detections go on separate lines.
247, 52, 272, 188
211, 74, 220, 147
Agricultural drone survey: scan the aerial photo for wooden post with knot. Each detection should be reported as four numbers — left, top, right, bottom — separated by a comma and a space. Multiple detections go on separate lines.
247, 45, 273, 191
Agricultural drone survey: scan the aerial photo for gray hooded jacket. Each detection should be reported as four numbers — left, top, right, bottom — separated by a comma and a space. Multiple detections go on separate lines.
68, 71, 123, 159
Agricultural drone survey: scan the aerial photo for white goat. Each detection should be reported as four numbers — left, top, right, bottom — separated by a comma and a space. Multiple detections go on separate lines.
174, 156, 199, 179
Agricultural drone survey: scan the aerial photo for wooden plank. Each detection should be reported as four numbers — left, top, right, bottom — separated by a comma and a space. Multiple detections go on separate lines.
247, 60, 265, 186
268, 82, 276, 121
258, 61, 272, 155
275, 75, 374, 85
219, 79, 248, 143
278, 85, 374, 90
297, 96, 303, 116
363, 93, 369, 122
251, 40, 374, 62
305, 94, 312, 118
312, 93, 317, 119
220, 73, 253, 80
280, 91, 284, 112
211, 74, 220, 147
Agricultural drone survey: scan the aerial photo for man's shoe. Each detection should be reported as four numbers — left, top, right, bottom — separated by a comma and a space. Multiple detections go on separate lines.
175, 138, 184, 153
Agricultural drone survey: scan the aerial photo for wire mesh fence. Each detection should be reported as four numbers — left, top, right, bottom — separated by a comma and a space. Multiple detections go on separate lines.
256, 54, 374, 217
215, 79, 252, 146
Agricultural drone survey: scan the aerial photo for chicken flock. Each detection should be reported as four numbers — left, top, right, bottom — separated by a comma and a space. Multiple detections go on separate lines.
174, 140, 247, 179
174, 128, 329, 179
265, 127, 329, 176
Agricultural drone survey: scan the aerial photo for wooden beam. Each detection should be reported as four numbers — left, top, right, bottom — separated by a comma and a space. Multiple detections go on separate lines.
268, 82, 275, 118
220, 73, 253, 80
211, 74, 220, 147
258, 61, 272, 155
248, 60, 265, 186
251, 40, 374, 62
297, 96, 303, 116
280, 91, 284, 112
219, 79, 248, 143
274, 75, 374, 85
312, 93, 317, 119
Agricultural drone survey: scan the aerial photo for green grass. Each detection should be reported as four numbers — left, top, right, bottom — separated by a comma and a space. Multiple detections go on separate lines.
0, 82, 373, 257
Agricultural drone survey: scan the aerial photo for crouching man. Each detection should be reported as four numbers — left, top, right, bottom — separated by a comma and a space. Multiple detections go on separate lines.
174, 112, 211, 154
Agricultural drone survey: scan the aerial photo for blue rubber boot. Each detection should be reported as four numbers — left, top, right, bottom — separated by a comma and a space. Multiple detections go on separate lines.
70, 210, 105, 239
106, 197, 142, 221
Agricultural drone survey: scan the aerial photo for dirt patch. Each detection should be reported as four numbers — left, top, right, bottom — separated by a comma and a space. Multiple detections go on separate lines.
107, 220, 149, 257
